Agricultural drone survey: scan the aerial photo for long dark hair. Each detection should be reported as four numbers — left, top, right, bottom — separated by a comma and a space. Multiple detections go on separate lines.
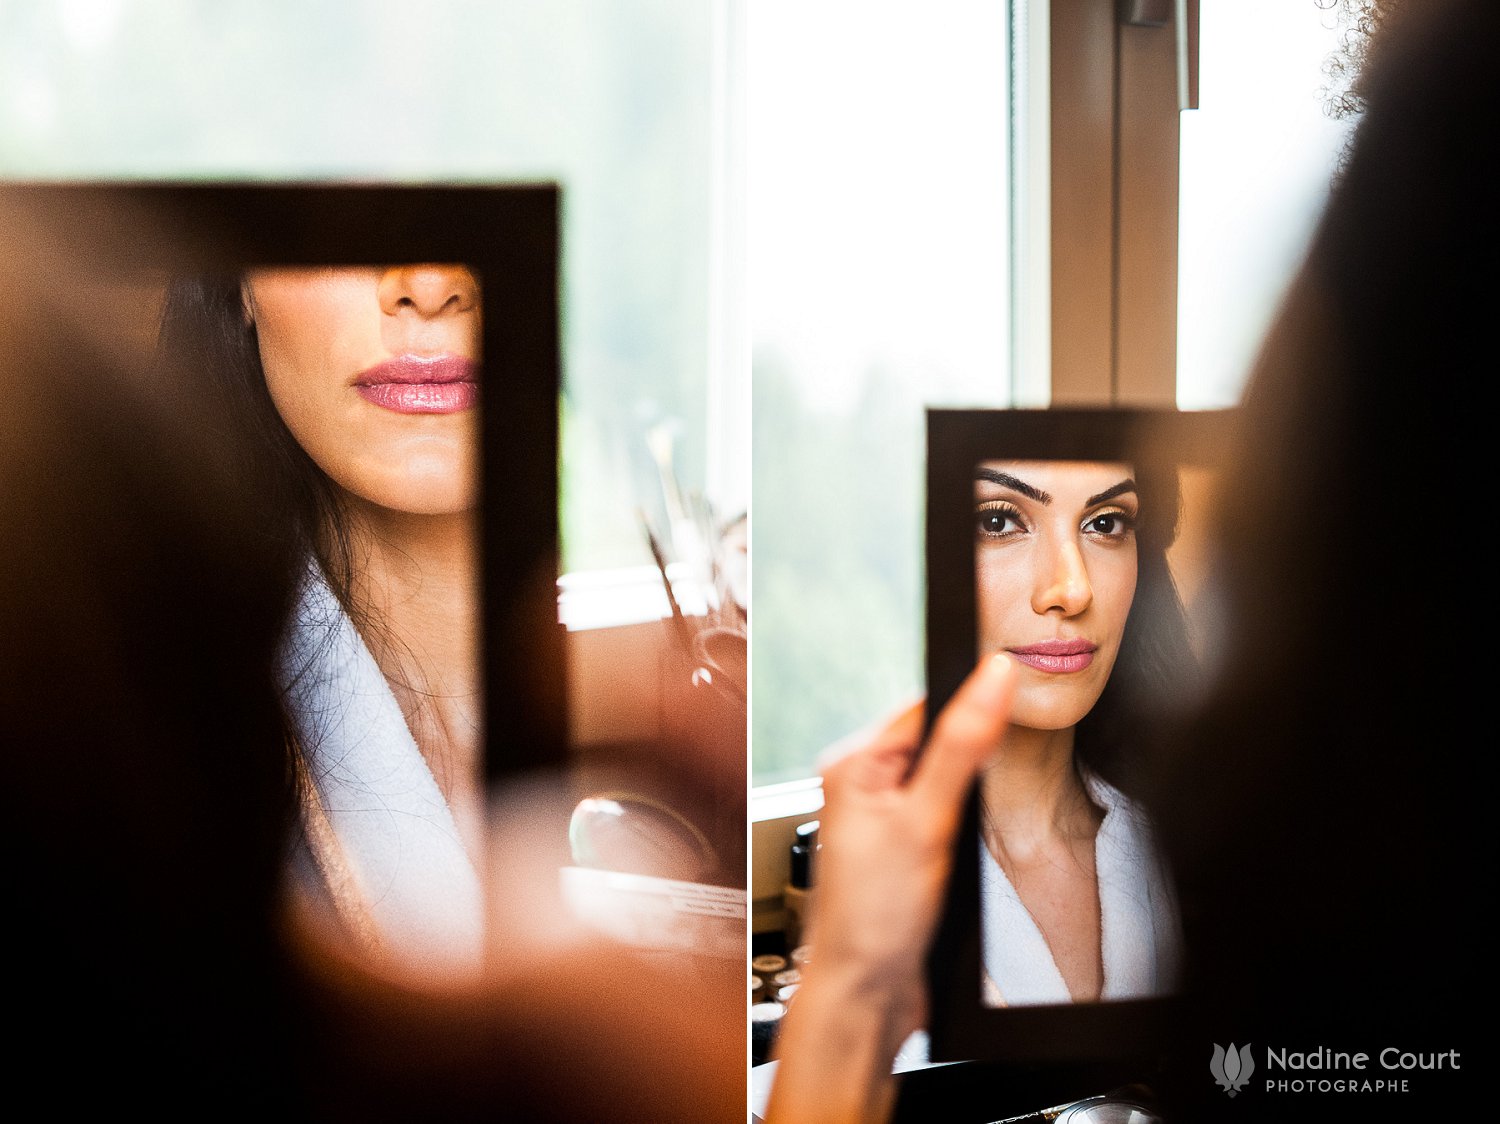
1071, 457, 1198, 796
157, 276, 359, 616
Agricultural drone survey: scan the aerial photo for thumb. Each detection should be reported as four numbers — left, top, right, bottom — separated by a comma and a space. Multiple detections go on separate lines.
908, 653, 1016, 813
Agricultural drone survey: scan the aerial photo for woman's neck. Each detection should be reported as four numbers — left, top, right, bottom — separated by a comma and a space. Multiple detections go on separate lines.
333, 499, 484, 841
980, 724, 1107, 1004
978, 725, 1100, 861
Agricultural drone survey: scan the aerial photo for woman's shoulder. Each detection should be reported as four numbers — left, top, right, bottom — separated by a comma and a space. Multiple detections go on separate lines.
1080, 769, 1140, 817
1081, 769, 1162, 854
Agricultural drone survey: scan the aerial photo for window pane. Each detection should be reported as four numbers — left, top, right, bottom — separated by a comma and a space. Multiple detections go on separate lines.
750, 0, 1012, 787
0, 0, 723, 574
1177, 0, 1360, 409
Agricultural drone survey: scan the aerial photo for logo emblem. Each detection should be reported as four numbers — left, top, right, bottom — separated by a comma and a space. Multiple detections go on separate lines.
1210, 1043, 1255, 1096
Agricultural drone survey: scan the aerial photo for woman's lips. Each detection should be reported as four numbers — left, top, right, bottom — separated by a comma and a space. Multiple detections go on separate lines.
353, 355, 478, 414
1006, 638, 1098, 674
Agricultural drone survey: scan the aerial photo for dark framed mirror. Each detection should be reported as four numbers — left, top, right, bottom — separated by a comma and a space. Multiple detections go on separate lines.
0, 182, 564, 971
923, 405, 1238, 1068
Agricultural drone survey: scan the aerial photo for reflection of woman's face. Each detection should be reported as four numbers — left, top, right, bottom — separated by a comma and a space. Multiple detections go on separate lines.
245, 264, 482, 517
975, 460, 1138, 733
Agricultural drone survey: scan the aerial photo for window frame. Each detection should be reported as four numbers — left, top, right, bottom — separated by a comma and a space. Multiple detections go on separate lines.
748, 0, 1193, 924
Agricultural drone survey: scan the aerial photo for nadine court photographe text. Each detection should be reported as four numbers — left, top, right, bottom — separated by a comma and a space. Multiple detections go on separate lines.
1211, 1043, 1462, 1100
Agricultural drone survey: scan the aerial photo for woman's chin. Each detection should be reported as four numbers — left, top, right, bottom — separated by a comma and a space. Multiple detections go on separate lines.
1008, 693, 1105, 735
339, 460, 479, 518
396, 490, 479, 518
344, 482, 478, 519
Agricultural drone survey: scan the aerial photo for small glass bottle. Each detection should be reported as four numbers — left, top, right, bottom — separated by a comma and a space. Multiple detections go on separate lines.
782, 819, 819, 950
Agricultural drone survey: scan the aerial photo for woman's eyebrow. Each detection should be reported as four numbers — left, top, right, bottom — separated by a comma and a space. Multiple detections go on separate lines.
1086, 480, 1137, 507
975, 468, 1050, 504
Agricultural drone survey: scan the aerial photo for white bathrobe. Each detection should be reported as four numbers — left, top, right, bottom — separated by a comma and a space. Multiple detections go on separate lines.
980, 770, 1181, 1006
279, 564, 484, 973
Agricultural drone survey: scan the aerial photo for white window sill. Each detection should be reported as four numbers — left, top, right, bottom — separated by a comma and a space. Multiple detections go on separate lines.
750, 777, 824, 933
750, 776, 823, 824
557, 563, 714, 632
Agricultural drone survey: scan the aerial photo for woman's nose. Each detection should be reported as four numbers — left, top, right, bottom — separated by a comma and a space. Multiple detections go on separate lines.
378, 264, 479, 318
1031, 537, 1094, 617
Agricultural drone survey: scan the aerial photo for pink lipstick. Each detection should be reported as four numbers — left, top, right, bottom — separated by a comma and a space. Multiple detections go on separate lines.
1006, 638, 1098, 674
353, 355, 478, 414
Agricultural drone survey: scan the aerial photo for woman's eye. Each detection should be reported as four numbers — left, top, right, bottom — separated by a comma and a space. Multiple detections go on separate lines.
1084, 512, 1134, 538
976, 507, 1024, 538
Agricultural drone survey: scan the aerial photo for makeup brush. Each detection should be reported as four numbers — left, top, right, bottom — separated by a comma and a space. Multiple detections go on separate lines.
639, 508, 695, 659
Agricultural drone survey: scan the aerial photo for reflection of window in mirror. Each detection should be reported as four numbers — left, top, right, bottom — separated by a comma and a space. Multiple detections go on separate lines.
972, 459, 1185, 1008
159, 264, 489, 977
